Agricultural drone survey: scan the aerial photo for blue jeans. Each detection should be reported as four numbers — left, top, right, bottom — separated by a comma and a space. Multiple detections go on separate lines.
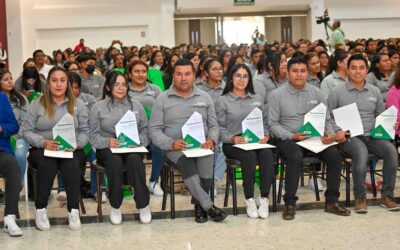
14, 138, 29, 183
214, 143, 227, 181
340, 136, 398, 198
149, 144, 163, 183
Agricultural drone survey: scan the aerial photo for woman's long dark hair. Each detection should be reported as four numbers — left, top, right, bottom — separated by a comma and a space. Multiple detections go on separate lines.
262, 51, 284, 81
223, 55, 243, 78
369, 52, 388, 80
22, 66, 42, 92
0, 69, 26, 107
222, 64, 255, 95
326, 49, 349, 76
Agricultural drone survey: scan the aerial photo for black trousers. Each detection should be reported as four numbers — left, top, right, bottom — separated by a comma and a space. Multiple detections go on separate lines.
96, 149, 149, 209
0, 151, 21, 217
28, 148, 83, 212
223, 144, 275, 199
274, 140, 341, 206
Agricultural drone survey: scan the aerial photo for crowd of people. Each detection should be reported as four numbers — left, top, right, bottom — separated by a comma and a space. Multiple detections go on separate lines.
0, 35, 400, 237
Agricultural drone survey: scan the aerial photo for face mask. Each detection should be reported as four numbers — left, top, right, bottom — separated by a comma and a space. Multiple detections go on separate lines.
86, 65, 95, 74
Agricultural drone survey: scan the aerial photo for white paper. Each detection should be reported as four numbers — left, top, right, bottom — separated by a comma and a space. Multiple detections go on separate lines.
53, 113, 77, 148
303, 103, 326, 136
332, 103, 364, 137
182, 148, 214, 158
242, 107, 264, 142
110, 146, 149, 154
374, 106, 397, 139
296, 137, 338, 154
44, 150, 73, 158
46, 113, 76, 158
182, 111, 206, 148
115, 110, 140, 146
233, 143, 276, 151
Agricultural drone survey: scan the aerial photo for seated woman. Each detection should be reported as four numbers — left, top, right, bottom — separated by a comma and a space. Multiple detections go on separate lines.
127, 60, 163, 197
89, 70, 151, 225
0, 92, 23, 237
215, 64, 274, 219
14, 66, 45, 102
22, 67, 89, 231
0, 69, 28, 185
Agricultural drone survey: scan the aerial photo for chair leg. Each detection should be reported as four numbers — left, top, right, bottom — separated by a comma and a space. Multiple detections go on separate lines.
272, 162, 277, 213
277, 163, 284, 204
223, 168, 230, 207
169, 170, 175, 219
96, 171, 103, 222
345, 163, 350, 207
161, 167, 167, 211
79, 196, 86, 214
231, 167, 238, 216
311, 165, 320, 201
369, 161, 377, 197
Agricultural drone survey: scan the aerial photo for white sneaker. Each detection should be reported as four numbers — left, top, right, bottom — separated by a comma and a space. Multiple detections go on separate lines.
148, 182, 164, 197
101, 192, 108, 203
110, 207, 122, 225
68, 209, 81, 231
4, 215, 23, 237
139, 205, 152, 224
213, 179, 218, 197
245, 198, 259, 219
308, 176, 325, 192
56, 191, 67, 202
35, 208, 50, 231
256, 195, 269, 219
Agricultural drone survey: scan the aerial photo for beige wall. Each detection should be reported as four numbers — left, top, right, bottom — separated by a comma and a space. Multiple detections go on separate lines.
174, 20, 189, 45
291, 16, 307, 42
265, 17, 281, 43
200, 19, 216, 45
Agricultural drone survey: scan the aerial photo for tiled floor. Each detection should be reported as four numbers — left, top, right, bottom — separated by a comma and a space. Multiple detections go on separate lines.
0, 163, 400, 249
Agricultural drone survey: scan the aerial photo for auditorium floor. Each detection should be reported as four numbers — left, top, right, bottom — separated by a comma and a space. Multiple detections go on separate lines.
0, 163, 400, 249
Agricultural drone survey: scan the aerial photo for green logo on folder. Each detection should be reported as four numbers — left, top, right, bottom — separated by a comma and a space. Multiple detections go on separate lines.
183, 134, 201, 149
55, 135, 74, 151
242, 129, 260, 143
118, 132, 139, 148
370, 125, 391, 140
298, 122, 321, 137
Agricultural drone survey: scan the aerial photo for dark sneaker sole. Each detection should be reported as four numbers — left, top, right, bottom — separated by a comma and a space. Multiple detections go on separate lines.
211, 213, 227, 222
354, 209, 368, 214
380, 204, 400, 211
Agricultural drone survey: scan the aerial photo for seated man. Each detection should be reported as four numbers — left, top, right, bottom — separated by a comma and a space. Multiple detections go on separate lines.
149, 59, 227, 223
328, 54, 399, 213
268, 57, 350, 220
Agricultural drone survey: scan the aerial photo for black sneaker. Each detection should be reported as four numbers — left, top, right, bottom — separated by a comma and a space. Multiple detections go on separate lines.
207, 205, 227, 222
282, 205, 296, 220
195, 205, 208, 223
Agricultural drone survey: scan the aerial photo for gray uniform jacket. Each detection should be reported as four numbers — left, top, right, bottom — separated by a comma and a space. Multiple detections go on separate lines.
128, 82, 161, 109
253, 72, 287, 104
80, 73, 105, 99
9, 95, 28, 139
195, 80, 226, 103
268, 83, 334, 140
78, 92, 96, 111
365, 72, 390, 102
327, 80, 385, 135
306, 75, 321, 88
22, 97, 89, 148
215, 92, 269, 144
149, 87, 219, 163
89, 96, 149, 150
320, 71, 347, 99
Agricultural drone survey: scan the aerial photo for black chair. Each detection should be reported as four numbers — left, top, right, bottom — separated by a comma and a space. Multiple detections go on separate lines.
341, 153, 381, 207
277, 155, 323, 204
28, 163, 86, 214
223, 156, 279, 215
91, 162, 108, 222
160, 157, 214, 219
